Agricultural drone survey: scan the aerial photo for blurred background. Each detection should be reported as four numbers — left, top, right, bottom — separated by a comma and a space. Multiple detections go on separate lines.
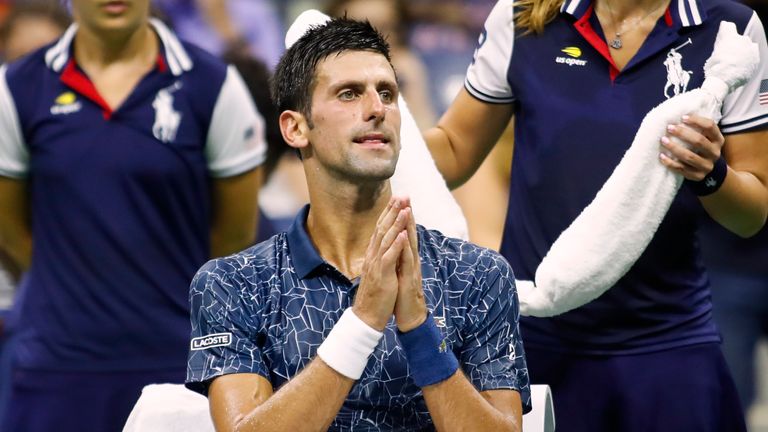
0, 0, 765, 429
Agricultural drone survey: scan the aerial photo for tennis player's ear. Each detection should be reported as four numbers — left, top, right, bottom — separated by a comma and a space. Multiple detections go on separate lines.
279, 110, 310, 150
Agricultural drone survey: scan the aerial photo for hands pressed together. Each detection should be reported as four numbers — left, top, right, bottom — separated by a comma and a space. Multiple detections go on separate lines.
318, 196, 458, 388
659, 113, 726, 181
353, 196, 427, 333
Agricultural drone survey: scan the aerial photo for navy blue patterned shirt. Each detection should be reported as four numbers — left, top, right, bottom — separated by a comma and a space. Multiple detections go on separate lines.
186, 206, 530, 430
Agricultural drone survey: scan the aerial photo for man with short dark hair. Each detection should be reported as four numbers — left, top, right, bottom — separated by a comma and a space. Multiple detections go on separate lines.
185, 17, 530, 431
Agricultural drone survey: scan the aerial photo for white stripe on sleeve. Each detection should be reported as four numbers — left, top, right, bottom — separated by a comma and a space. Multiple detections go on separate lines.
0, 65, 28, 178
206, 66, 267, 177
465, 0, 516, 104
721, 12, 768, 134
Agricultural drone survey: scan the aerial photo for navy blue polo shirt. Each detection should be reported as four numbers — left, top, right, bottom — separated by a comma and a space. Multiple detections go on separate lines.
699, 215, 768, 275
467, 0, 768, 354
186, 206, 531, 429
0, 19, 266, 371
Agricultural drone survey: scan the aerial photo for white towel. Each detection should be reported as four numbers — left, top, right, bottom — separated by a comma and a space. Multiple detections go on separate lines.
124, 383, 555, 431
122, 384, 215, 432
519, 22, 759, 317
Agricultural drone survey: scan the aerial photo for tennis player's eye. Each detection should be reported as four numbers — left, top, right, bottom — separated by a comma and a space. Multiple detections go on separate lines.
379, 90, 393, 103
339, 90, 356, 101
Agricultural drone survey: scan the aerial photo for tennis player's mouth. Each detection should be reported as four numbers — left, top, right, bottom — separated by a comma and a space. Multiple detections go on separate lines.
353, 133, 390, 146
102, 1, 129, 14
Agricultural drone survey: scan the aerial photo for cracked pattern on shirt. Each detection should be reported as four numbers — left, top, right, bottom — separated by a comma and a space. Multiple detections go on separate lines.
187, 225, 530, 430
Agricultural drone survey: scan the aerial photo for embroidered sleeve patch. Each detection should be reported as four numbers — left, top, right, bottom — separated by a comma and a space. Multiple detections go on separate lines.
190, 333, 233, 350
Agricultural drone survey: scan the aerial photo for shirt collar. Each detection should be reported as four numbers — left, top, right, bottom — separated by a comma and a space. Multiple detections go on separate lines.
44, 18, 193, 76
286, 205, 326, 279
559, 0, 706, 28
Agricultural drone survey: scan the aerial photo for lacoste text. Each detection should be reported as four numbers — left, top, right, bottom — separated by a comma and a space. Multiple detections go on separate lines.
191, 333, 232, 350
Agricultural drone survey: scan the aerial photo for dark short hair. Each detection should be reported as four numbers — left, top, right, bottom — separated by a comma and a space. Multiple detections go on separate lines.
270, 17, 392, 123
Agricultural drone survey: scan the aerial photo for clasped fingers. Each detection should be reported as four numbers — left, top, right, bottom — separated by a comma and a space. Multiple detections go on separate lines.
394, 207, 427, 332
355, 199, 413, 330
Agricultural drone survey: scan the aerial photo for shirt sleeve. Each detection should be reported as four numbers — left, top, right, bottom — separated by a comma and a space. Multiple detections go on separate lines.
464, 0, 516, 104
185, 259, 270, 395
720, 12, 768, 134
458, 251, 532, 414
0, 65, 28, 178
205, 65, 268, 178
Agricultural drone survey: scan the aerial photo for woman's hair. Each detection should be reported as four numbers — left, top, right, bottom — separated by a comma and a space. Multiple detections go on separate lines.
514, 0, 564, 35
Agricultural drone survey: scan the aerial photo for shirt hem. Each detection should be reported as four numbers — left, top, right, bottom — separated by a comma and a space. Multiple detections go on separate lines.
0, 167, 27, 179
186, 368, 271, 395
464, 81, 515, 104
476, 383, 532, 414
721, 115, 768, 134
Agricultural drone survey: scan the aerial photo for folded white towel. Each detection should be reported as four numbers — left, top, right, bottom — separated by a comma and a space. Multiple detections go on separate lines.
519, 22, 759, 317
123, 383, 555, 431
122, 384, 214, 432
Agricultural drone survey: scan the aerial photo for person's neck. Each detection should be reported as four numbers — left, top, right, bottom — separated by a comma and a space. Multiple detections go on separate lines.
306, 180, 392, 279
596, 0, 668, 20
74, 23, 156, 68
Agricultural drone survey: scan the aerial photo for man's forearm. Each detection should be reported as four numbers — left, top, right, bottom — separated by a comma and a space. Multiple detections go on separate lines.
422, 372, 521, 432
235, 359, 354, 432
208, 297, 382, 432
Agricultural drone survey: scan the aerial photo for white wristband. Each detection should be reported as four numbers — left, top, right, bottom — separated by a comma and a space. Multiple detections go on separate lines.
316, 308, 384, 380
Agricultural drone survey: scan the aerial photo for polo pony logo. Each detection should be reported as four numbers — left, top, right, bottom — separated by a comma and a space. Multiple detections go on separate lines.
152, 81, 182, 143
663, 39, 693, 99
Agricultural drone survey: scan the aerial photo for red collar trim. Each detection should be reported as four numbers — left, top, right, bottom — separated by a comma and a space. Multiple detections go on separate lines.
59, 54, 167, 120
574, 4, 620, 81
60, 59, 113, 119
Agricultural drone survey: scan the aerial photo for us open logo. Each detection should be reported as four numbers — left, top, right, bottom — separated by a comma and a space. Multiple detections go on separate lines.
191, 332, 232, 350
555, 46, 587, 67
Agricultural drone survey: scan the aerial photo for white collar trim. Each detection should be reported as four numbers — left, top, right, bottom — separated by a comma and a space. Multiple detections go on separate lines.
44, 18, 193, 76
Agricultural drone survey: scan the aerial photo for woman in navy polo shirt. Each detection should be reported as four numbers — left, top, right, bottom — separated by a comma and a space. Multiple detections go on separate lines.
0, 0, 266, 430
425, 0, 768, 430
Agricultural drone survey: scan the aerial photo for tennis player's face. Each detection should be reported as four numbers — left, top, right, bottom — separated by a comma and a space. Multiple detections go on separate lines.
71, 0, 150, 35
306, 50, 401, 182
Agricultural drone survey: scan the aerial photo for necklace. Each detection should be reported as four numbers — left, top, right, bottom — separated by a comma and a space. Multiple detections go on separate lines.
602, 0, 667, 49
